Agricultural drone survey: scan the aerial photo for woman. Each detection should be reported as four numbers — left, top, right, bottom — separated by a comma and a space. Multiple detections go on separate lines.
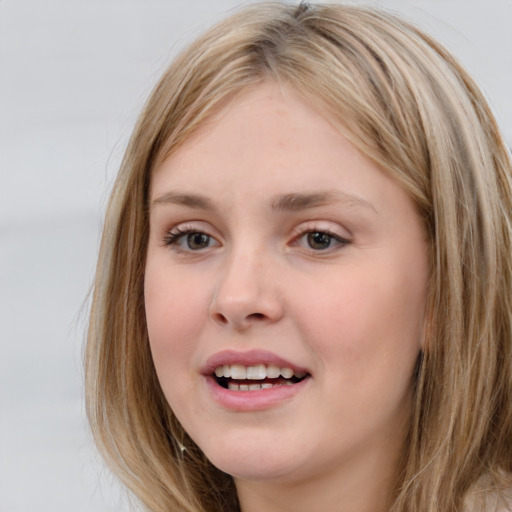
85, 3, 512, 511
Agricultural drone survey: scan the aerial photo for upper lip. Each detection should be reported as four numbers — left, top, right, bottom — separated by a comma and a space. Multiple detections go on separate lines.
202, 349, 310, 376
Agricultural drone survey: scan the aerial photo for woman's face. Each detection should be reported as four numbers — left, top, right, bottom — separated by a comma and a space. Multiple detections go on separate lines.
145, 82, 428, 486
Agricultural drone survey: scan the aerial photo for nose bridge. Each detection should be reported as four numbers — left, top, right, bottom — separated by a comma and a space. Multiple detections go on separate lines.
210, 240, 283, 328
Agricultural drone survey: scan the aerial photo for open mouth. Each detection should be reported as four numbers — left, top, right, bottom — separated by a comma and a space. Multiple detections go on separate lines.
213, 363, 309, 391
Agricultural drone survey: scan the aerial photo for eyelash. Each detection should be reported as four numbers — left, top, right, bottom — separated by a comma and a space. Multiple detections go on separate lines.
162, 225, 216, 251
162, 225, 351, 253
295, 229, 350, 251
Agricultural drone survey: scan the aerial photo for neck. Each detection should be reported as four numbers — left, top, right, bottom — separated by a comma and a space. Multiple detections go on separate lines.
235, 438, 401, 512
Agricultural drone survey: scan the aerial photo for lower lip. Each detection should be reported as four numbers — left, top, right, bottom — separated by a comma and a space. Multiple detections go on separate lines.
204, 376, 310, 411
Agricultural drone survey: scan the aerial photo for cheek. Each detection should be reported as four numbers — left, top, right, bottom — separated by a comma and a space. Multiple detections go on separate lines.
144, 261, 209, 379
144, 267, 208, 425
297, 262, 426, 374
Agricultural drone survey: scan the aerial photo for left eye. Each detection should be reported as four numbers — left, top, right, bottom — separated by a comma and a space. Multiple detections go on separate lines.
299, 231, 348, 251
164, 229, 219, 251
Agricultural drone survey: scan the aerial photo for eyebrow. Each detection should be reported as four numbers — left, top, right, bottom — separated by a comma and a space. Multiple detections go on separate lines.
270, 190, 377, 213
151, 192, 215, 210
151, 189, 377, 214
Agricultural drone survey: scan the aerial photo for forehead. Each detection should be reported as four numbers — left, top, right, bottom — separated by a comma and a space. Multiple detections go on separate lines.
148, 82, 424, 241
151, 82, 369, 194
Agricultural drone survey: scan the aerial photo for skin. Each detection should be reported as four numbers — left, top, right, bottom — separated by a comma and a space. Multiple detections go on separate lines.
145, 81, 429, 512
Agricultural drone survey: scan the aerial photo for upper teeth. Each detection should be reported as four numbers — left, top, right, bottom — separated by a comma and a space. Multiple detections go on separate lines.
214, 364, 306, 380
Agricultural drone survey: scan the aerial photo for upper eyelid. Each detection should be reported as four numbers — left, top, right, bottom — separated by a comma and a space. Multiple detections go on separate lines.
293, 230, 350, 247
162, 227, 221, 253
168, 223, 209, 235
164, 221, 220, 238
291, 220, 351, 238
160, 222, 216, 245
159, 219, 351, 244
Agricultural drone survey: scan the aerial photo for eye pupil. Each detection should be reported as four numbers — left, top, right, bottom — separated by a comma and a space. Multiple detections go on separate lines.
187, 233, 210, 250
307, 231, 332, 249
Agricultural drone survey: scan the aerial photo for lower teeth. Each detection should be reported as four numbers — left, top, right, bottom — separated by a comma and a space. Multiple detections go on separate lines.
227, 381, 293, 391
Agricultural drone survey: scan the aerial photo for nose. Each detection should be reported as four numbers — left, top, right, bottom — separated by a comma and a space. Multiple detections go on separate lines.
209, 249, 284, 330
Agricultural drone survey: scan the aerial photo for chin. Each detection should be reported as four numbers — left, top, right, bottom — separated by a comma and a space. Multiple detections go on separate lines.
211, 457, 295, 482
199, 435, 304, 482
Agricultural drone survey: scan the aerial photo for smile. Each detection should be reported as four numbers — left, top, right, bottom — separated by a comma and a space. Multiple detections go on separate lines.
214, 364, 309, 391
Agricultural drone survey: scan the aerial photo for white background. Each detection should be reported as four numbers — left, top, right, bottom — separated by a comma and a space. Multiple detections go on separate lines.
1, 1, 511, 511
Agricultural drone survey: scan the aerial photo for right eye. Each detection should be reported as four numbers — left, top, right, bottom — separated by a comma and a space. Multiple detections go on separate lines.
163, 227, 219, 252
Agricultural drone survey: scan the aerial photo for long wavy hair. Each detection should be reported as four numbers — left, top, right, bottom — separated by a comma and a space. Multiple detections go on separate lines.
85, 3, 512, 511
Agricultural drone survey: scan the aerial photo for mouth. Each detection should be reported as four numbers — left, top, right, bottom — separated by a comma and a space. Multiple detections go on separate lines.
213, 363, 309, 391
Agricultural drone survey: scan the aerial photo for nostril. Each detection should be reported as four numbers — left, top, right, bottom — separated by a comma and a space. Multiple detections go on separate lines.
213, 312, 229, 324
211, 310, 268, 327
248, 313, 265, 320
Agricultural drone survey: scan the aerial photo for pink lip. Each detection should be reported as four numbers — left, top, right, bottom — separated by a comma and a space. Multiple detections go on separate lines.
201, 349, 311, 412
202, 349, 309, 375
204, 374, 310, 411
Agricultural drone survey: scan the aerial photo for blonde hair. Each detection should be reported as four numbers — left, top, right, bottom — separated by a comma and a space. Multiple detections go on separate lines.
86, 3, 512, 511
